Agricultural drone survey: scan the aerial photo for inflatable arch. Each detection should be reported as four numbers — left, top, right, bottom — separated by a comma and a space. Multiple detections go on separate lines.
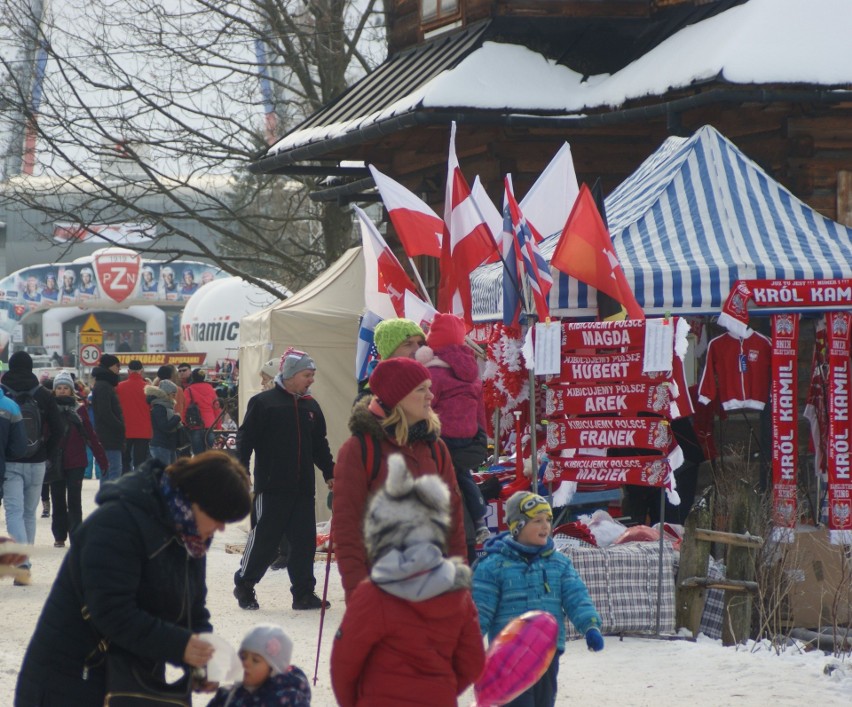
0, 247, 228, 357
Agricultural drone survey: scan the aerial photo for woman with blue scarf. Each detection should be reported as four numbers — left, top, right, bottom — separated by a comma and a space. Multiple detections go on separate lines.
15, 451, 252, 706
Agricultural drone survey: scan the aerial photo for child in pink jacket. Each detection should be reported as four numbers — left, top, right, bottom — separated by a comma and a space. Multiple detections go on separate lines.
416, 313, 490, 550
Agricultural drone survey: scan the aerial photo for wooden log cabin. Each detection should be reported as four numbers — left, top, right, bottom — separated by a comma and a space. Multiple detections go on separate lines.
249, 0, 852, 516
250, 0, 852, 234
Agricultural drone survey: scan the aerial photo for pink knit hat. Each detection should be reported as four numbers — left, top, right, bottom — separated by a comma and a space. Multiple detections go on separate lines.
426, 312, 466, 350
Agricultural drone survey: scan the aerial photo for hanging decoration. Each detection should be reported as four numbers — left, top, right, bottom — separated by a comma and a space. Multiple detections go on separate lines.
770, 313, 799, 540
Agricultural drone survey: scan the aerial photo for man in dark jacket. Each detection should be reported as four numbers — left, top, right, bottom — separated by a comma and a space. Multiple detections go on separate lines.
234, 348, 335, 611
1, 351, 65, 585
0, 382, 28, 522
90, 353, 125, 485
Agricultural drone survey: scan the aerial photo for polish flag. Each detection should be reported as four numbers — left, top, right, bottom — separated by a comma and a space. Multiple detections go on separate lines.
355, 206, 421, 320
438, 122, 498, 326
368, 165, 442, 259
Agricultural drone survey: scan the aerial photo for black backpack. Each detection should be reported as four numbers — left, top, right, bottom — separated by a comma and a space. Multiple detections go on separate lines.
3, 384, 44, 459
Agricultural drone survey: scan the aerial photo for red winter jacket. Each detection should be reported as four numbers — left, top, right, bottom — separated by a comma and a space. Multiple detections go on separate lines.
330, 581, 484, 707
116, 371, 153, 439
185, 382, 220, 429
333, 400, 467, 603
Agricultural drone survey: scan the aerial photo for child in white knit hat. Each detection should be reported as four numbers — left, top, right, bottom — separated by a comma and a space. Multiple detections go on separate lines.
207, 623, 310, 706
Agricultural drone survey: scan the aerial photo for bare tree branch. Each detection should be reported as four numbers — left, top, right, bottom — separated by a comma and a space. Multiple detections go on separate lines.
0, 0, 386, 295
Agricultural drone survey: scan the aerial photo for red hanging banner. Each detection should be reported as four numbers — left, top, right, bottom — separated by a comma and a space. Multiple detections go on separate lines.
561, 351, 671, 384
770, 313, 799, 536
560, 319, 649, 351
825, 312, 852, 543
550, 447, 682, 487
545, 382, 672, 417
719, 278, 852, 337
545, 416, 671, 452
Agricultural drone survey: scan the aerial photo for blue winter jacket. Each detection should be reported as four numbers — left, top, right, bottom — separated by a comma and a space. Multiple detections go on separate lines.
0, 386, 28, 479
472, 531, 602, 651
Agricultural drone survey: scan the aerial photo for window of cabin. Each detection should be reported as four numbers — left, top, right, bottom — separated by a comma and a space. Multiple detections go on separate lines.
421, 0, 460, 27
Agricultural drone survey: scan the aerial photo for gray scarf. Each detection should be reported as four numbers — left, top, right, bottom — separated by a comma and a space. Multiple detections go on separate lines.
151, 396, 177, 420
370, 543, 468, 602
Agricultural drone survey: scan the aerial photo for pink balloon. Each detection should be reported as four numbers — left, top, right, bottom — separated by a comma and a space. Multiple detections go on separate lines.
474, 610, 559, 706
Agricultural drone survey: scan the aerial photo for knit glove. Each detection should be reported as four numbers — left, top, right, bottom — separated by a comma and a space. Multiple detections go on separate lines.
585, 628, 604, 652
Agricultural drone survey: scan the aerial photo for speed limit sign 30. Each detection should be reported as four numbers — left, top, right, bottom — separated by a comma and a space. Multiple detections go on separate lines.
80, 344, 102, 366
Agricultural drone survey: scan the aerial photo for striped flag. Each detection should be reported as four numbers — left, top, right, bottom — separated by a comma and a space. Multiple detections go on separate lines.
355, 310, 382, 381
501, 200, 522, 327
505, 178, 552, 321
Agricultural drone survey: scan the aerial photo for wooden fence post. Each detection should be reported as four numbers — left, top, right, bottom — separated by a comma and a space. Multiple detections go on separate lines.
676, 487, 713, 635
722, 478, 762, 645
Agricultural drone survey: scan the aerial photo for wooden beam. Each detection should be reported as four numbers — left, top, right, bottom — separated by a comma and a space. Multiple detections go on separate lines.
680, 577, 759, 593
694, 528, 764, 549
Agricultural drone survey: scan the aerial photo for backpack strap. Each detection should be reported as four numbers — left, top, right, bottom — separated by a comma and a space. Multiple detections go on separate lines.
356, 433, 382, 484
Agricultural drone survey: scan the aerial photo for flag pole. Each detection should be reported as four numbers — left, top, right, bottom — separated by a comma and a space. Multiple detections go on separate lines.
527, 315, 539, 496
406, 255, 434, 306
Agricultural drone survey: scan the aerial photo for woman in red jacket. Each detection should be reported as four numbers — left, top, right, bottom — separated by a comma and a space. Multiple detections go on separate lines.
333, 357, 467, 604
185, 368, 220, 455
331, 453, 484, 707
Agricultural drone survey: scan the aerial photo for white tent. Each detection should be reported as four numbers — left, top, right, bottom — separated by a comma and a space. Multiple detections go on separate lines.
239, 247, 365, 520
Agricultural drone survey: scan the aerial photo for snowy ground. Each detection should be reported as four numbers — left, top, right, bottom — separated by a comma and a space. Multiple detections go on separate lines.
2, 480, 852, 706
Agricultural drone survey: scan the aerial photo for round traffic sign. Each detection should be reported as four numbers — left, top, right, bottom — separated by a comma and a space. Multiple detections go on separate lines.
80, 344, 102, 366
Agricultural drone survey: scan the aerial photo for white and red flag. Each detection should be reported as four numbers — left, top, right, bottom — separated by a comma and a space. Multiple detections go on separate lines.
519, 142, 579, 242
438, 122, 498, 327
368, 165, 442, 259
355, 206, 421, 320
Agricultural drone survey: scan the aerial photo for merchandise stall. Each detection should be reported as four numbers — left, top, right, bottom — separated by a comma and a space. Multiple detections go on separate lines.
467, 125, 852, 634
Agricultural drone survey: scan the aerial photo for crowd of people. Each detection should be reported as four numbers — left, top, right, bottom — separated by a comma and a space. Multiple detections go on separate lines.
2, 314, 606, 707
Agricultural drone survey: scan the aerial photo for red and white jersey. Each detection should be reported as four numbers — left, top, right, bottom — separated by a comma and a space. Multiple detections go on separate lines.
698, 330, 771, 411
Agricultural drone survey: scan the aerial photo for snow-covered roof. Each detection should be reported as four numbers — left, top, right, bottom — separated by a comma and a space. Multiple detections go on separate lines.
471, 124, 852, 319
268, 0, 852, 157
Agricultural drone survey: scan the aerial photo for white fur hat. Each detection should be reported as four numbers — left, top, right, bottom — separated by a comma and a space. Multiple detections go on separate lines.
239, 624, 293, 676
363, 453, 451, 563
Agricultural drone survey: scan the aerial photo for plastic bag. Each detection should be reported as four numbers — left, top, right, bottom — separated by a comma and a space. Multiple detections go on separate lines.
578, 510, 627, 548
316, 520, 331, 550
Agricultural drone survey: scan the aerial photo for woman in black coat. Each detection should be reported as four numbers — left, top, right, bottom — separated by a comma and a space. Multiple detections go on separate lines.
15, 451, 252, 707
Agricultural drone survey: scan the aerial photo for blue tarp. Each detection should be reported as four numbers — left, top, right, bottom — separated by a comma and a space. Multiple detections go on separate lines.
471, 125, 852, 319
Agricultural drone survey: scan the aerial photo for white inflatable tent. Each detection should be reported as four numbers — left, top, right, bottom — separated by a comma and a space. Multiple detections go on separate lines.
239, 247, 365, 520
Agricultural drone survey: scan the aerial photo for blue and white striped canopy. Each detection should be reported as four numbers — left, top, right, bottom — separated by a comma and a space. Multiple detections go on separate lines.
471, 124, 852, 319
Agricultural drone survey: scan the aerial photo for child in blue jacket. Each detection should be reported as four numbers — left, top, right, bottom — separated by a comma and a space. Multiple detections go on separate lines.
473, 491, 604, 707
207, 624, 310, 707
